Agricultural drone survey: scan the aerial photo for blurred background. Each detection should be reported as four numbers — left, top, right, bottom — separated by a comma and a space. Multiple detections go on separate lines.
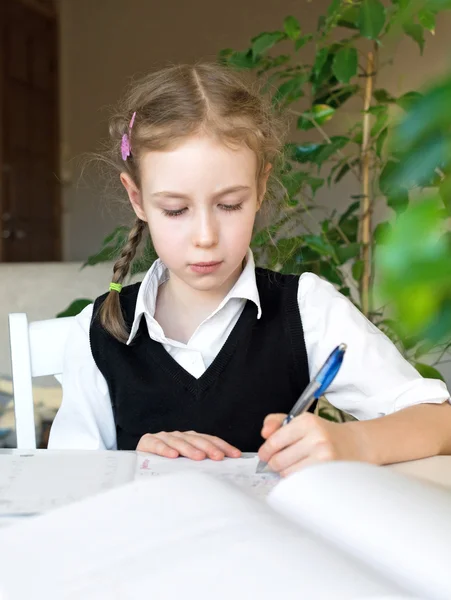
1, 0, 451, 445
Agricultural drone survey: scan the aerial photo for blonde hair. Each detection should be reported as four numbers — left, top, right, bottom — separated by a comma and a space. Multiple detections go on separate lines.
100, 62, 287, 342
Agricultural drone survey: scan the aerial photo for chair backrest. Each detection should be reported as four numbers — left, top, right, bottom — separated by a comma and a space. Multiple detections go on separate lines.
8, 313, 74, 449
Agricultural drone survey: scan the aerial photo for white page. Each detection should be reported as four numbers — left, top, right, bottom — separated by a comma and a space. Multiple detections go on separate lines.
136, 452, 279, 498
0, 450, 135, 517
0, 471, 412, 600
268, 461, 451, 600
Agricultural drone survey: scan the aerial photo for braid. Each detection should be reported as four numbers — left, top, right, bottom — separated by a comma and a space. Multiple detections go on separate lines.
99, 218, 147, 342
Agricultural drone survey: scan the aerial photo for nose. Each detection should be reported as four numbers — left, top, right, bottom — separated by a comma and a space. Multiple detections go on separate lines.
192, 209, 218, 249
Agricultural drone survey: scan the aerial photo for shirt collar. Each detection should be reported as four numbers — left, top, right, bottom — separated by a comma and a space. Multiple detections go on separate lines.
126, 248, 262, 345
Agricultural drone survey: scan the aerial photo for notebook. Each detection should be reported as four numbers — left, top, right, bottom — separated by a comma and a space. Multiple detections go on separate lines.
0, 451, 278, 519
0, 452, 450, 600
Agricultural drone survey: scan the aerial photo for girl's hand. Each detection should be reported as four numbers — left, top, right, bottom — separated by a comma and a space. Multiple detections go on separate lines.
136, 431, 242, 460
258, 412, 366, 477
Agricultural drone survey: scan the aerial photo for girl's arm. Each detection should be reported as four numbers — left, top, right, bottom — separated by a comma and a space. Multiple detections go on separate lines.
258, 402, 451, 476
258, 273, 451, 476
345, 401, 451, 464
47, 305, 116, 450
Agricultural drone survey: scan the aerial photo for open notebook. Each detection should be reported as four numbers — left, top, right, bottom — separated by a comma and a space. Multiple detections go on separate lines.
0, 452, 451, 599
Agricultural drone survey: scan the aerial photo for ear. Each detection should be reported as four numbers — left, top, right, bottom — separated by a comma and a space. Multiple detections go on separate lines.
257, 163, 272, 209
120, 172, 147, 222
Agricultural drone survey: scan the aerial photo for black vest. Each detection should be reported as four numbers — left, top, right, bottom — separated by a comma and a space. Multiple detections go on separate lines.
90, 268, 311, 451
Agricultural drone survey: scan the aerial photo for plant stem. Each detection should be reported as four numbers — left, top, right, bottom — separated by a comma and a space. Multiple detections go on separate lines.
360, 51, 374, 317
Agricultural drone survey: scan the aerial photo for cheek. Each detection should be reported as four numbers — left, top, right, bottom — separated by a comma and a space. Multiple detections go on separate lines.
147, 215, 186, 260
223, 210, 256, 246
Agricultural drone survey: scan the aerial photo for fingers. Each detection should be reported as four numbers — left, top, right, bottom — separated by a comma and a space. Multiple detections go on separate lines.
259, 413, 313, 464
171, 432, 223, 460
136, 431, 241, 461
261, 413, 286, 439
199, 434, 241, 458
136, 433, 179, 458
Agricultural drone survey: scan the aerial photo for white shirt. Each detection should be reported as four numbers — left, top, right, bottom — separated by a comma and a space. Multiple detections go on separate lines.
48, 250, 450, 450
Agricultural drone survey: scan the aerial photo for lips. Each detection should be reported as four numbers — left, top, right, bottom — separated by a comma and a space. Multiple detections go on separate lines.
189, 261, 223, 274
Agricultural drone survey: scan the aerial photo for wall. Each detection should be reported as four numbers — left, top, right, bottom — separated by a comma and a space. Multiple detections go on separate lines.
59, 0, 451, 260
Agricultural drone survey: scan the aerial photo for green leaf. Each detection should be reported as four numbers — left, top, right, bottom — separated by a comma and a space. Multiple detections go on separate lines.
56, 299, 92, 318
376, 127, 388, 158
303, 234, 337, 260
332, 47, 358, 84
287, 142, 323, 163
281, 170, 309, 198
272, 73, 307, 106
225, 50, 257, 69
373, 221, 392, 244
418, 9, 436, 33
388, 134, 450, 189
337, 6, 360, 29
295, 34, 313, 50
352, 260, 364, 281
358, 0, 386, 39
396, 91, 423, 112
403, 22, 425, 54
284, 16, 301, 40
308, 176, 325, 196
314, 84, 359, 109
297, 104, 335, 130
371, 106, 389, 137
414, 340, 435, 359
312, 47, 329, 79
327, 0, 341, 17
439, 176, 451, 216
336, 242, 361, 264
102, 226, 129, 246
314, 136, 350, 168
252, 31, 286, 57
387, 189, 409, 215
379, 160, 399, 195
319, 261, 343, 285
373, 88, 396, 103
333, 162, 351, 183
83, 245, 121, 267
339, 200, 360, 224
415, 362, 445, 381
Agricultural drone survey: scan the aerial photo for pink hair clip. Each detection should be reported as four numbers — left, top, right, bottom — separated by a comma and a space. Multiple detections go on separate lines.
121, 111, 137, 161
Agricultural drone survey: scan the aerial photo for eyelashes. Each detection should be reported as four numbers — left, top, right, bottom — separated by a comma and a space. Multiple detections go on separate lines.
162, 203, 244, 218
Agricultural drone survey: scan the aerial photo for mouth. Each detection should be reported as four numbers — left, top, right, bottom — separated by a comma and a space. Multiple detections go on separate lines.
189, 261, 223, 274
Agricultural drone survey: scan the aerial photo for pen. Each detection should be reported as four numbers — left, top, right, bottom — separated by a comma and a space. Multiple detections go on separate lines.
256, 343, 347, 474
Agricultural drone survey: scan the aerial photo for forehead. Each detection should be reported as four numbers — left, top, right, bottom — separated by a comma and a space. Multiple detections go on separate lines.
139, 134, 257, 193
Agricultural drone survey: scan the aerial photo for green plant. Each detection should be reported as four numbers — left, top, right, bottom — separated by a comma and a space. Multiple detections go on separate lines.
59, 0, 451, 412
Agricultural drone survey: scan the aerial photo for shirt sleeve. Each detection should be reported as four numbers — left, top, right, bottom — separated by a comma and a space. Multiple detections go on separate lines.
297, 273, 451, 420
47, 304, 117, 450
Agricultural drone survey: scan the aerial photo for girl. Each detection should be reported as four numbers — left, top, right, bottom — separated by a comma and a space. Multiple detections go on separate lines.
49, 63, 451, 476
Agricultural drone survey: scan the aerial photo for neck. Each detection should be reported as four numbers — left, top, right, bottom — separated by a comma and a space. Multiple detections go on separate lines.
155, 264, 243, 343
169, 265, 242, 317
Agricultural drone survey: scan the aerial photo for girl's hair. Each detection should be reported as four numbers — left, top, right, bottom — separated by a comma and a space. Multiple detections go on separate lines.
99, 62, 287, 342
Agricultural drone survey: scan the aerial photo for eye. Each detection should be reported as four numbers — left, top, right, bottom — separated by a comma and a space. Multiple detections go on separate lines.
219, 202, 243, 212
162, 208, 187, 218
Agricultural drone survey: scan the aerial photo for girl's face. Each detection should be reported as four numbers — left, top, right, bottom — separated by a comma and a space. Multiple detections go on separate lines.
121, 133, 269, 294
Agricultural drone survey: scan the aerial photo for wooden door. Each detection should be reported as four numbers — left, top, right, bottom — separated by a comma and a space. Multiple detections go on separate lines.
0, 0, 60, 262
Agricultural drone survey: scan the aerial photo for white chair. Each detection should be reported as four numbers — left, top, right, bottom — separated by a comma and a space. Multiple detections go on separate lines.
8, 313, 74, 449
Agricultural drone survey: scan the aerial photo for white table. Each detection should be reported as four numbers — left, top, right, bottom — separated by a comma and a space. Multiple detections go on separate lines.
1, 449, 450, 528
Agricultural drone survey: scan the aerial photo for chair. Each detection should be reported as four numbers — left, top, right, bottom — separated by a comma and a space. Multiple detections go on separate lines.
8, 313, 74, 449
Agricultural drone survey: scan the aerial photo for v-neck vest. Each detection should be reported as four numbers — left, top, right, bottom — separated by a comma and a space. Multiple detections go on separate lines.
90, 268, 311, 451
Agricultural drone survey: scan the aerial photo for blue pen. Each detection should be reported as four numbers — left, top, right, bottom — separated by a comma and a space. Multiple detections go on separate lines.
256, 343, 347, 474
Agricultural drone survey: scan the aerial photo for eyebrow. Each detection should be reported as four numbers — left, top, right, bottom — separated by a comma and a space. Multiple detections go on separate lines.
150, 185, 251, 200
